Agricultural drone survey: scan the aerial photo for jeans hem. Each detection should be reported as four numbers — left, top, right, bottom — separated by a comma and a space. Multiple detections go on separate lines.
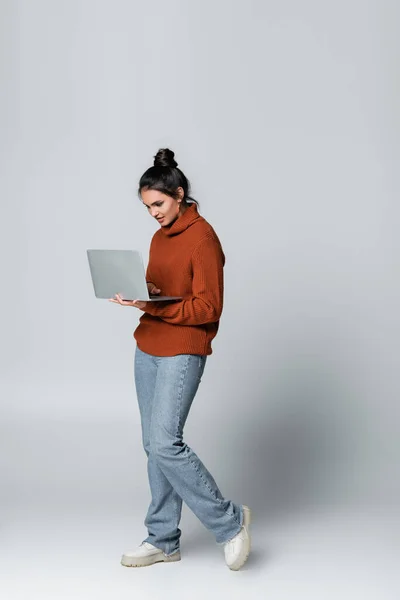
216, 521, 243, 545
163, 547, 181, 557
215, 504, 244, 545
142, 537, 180, 556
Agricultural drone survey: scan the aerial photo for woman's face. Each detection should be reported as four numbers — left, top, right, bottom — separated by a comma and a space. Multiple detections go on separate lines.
141, 187, 185, 226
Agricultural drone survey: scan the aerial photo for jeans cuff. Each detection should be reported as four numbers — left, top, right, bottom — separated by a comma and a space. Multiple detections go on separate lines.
163, 547, 181, 556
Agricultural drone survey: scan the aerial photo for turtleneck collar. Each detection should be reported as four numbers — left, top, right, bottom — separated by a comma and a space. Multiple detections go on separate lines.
160, 202, 202, 237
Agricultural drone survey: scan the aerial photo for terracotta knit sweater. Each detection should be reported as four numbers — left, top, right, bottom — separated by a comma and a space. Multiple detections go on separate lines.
133, 202, 225, 356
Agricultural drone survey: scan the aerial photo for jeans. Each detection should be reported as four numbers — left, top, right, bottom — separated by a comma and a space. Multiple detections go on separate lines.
134, 345, 243, 556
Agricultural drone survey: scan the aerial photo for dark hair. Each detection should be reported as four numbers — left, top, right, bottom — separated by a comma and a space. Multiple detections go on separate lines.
138, 148, 200, 208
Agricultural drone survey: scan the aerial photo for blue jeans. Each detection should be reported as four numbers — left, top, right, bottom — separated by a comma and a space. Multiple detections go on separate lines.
134, 345, 243, 556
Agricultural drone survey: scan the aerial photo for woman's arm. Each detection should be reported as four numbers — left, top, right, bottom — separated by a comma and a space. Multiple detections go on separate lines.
144, 235, 224, 326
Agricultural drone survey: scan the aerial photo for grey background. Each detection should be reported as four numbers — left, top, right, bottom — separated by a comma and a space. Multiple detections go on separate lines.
1, 0, 399, 598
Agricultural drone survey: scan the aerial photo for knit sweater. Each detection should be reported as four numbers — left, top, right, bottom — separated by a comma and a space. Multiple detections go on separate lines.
133, 202, 225, 356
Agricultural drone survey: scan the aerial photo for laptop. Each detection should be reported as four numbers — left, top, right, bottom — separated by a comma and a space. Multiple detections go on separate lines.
87, 249, 183, 302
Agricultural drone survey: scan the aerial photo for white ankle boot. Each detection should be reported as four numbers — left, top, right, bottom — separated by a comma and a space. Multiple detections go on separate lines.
121, 542, 181, 568
224, 505, 252, 570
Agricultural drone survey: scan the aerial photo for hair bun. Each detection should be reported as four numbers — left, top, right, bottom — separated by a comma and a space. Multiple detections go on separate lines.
153, 148, 178, 168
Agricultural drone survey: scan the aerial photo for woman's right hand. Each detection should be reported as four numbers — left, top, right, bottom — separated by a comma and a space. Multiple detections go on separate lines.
147, 282, 161, 295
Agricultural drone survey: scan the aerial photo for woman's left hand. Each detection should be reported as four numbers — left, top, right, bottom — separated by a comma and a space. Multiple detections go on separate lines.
108, 293, 147, 310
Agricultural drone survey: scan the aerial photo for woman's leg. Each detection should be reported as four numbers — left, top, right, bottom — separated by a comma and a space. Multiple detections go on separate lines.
149, 353, 243, 545
134, 346, 182, 555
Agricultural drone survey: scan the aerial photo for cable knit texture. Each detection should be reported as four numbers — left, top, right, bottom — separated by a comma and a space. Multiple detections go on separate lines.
133, 202, 225, 356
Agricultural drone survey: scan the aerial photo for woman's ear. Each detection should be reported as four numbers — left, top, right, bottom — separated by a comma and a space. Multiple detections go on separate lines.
177, 186, 184, 200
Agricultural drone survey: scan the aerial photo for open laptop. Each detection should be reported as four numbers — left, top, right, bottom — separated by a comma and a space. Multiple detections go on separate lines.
87, 249, 183, 302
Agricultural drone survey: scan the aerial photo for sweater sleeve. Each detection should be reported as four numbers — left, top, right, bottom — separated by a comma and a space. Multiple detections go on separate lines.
145, 269, 155, 286
145, 242, 156, 285
144, 235, 224, 326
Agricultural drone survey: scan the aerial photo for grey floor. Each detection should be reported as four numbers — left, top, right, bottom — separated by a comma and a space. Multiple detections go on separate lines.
2, 382, 399, 599
1, 504, 399, 599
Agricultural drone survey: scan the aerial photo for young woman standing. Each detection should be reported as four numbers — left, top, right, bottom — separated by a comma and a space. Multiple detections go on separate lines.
109, 148, 252, 570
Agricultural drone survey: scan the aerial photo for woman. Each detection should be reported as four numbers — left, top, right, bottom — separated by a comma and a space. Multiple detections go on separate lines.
109, 148, 251, 571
